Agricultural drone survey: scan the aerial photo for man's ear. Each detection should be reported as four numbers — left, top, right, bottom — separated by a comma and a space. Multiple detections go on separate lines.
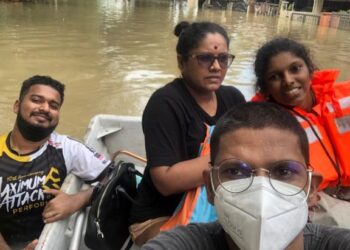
13, 100, 19, 114
307, 172, 323, 209
203, 169, 215, 205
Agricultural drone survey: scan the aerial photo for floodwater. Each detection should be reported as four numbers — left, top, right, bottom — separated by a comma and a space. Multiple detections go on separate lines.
0, 0, 349, 139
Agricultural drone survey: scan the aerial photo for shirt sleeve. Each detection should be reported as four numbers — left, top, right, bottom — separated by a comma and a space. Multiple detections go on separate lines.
61, 137, 111, 181
142, 92, 187, 168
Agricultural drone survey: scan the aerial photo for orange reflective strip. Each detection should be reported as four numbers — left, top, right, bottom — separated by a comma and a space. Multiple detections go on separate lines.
160, 124, 213, 231
160, 187, 200, 231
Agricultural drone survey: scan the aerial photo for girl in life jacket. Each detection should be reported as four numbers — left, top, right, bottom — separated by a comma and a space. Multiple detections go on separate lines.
252, 37, 350, 228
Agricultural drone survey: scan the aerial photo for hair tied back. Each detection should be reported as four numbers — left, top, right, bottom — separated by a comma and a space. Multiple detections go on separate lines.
174, 21, 190, 37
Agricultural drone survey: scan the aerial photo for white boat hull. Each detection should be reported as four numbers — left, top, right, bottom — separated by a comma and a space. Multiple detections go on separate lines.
37, 115, 145, 250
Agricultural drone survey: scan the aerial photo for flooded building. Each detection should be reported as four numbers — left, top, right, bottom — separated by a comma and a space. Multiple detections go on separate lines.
245, 0, 350, 30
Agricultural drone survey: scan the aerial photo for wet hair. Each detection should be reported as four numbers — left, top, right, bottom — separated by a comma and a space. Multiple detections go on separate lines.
210, 102, 309, 164
19, 75, 65, 104
254, 37, 316, 93
174, 21, 230, 58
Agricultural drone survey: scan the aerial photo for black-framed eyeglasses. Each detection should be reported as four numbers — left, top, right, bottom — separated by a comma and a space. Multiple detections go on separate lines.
187, 53, 235, 69
211, 158, 312, 196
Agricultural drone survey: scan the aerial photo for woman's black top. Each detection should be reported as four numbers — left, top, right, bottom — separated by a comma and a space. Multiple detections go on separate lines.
130, 78, 245, 224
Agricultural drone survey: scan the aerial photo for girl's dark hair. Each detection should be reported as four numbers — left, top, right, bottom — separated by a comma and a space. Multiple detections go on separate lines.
254, 37, 316, 93
174, 21, 230, 58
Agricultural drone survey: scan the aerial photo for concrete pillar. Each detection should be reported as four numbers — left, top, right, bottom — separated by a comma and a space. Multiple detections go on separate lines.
280, 0, 290, 18
312, 0, 324, 14
247, 0, 255, 14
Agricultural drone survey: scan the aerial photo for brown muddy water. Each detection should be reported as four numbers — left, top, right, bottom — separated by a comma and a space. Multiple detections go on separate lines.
0, 0, 349, 139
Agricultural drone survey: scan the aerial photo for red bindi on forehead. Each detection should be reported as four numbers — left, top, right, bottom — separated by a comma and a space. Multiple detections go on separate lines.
214, 45, 218, 49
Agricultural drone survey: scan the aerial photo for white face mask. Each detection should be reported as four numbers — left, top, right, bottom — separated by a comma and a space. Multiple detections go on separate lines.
214, 176, 309, 250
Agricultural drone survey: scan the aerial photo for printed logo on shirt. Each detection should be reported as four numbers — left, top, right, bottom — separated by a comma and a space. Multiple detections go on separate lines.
42, 167, 61, 190
0, 166, 62, 215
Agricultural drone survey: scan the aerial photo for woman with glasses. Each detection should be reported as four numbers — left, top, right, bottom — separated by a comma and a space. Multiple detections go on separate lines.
129, 21, 245, 246
252, 37, 350, 228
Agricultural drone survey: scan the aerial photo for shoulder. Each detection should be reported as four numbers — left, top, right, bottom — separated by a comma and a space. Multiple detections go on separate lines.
215, 85, 245, 114
48, 132, 100, 159
142, 222, 226, 250
0, 133, 7, 142
217, 85, 245, 101
181, 222, 223, 237
47, 132, 82, 148
149, 79, 185, 101
152, 78, 183, 97
0, 134, 8, 154
143, 79, 191, 120
333, 80, 350, 99
142, 224, 195, 250
304, 223, 350, 249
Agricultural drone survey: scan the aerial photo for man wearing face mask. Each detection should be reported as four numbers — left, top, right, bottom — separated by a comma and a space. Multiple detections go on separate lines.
142, 102, 350, 250
0, 75, 110, 250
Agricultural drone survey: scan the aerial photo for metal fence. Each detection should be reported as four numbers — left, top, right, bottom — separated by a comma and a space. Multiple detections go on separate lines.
338, 14, 350, 30
254, 2, 279, 16
289, 11, 350, 30
290, 12, 320, 25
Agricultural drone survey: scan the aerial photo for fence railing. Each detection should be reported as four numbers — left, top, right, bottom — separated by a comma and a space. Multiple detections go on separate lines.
338, 14, 350, 30
290, 11, 320, 25
254, 2, 279, 16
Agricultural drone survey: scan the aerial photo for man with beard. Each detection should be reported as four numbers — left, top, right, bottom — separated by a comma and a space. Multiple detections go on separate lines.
142, 102, 350, 250
0, 76, 110, 250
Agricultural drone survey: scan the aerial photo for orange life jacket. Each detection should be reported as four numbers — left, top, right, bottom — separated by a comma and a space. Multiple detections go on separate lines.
312, 70, 350, 186
252, 69, 350, 189
291, 106, 339, 190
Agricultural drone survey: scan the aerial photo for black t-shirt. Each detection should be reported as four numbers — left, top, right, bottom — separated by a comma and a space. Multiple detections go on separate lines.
130, 78, 245, 224
142, 222, 350, 250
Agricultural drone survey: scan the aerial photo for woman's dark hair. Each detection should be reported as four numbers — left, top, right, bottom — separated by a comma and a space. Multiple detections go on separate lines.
210, 102, 309, 164
254, 37, 316, 93
174, 21, 230, 58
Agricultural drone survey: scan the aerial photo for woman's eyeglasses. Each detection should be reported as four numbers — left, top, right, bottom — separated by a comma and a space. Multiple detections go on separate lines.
211, 158, 312, 196
187, 53, 235, 69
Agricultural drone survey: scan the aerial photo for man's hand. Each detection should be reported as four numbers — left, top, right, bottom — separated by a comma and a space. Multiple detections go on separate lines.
23, 239, 38, 250
42, 188, 92, 223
